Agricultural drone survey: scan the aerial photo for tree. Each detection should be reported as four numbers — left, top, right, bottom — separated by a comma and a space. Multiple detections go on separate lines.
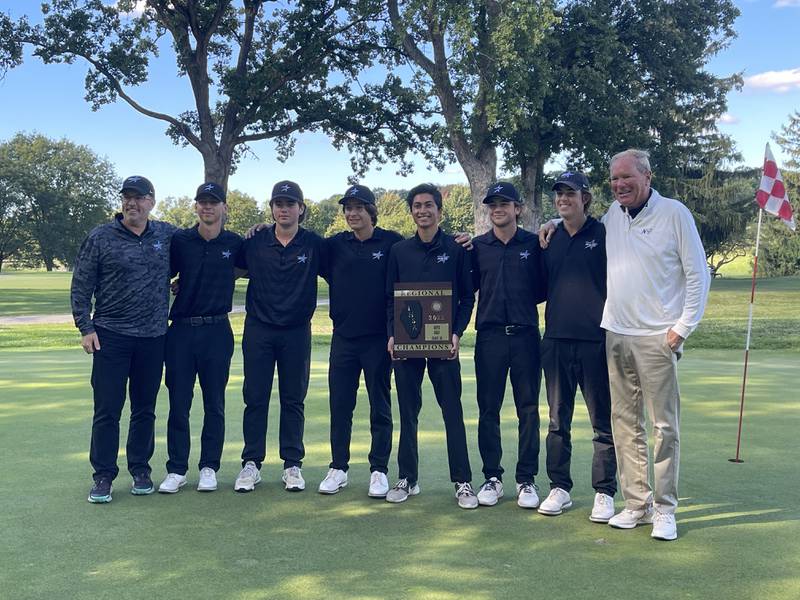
0, 133, 118, 270
224, 189, 263, 236
2, 1, 432, 187
304, 195, 340, 237
387, 0, 740, 233
156, 196, 196, 228
761, 112, 800, 276
0, 179, 29, 272
440, 184, 474, 234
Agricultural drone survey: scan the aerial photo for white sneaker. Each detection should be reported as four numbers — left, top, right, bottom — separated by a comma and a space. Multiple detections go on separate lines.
538, 487, 572, 515
234, 461, 261, 493
386, 478, 420, 503
158, 473, 187, 494
197, 467, 217, 492
477, 477, 504, 506
282, 466, 305, 491
651, 510, 678, 541
608, 506, 655, 529
516, 482, 540, 509
318, 468, 348, 494
368, 471, 390, 498
455, 482, 479, 509
590, 492, 615, 523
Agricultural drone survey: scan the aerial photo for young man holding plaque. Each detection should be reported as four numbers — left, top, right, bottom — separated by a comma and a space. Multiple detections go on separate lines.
385, 183, 478, 509
470, 182, 547, 509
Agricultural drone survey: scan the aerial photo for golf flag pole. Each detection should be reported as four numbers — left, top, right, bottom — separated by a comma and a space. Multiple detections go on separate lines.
730, 144, 796, 463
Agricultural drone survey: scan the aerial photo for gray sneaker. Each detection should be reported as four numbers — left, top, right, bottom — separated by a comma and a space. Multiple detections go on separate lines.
234, 461, 261, 493
608, 506, 655, 529
477, 477, 504, 506
455, 482, 478, 509
282, 466, 305, 491
386, 478, 420, 503
516, 481, 540, 509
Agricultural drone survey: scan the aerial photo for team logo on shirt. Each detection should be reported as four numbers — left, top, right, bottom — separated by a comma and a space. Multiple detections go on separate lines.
372, 251, 384, 260
436, 253, 450, 263
297, 254, 308, 263
585, 239, 598, 250
519, 250, 530, 260
153, 241, 163, 251
222, 250, 231, 259
640, 227, 653, 236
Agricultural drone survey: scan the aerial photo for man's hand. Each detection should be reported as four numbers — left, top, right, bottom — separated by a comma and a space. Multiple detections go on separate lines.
388, 336, 405, 361
81, 332, 100, 354
245, 223, 268, 239
454, 232, 473, 251
666, 329, 685, 352
170, 278, 180, 296
448, 334, 461, 360
538, 220, 557, 248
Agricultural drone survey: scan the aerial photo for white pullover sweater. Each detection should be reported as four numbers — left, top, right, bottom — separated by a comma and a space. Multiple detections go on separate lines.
600, 189, 710, 339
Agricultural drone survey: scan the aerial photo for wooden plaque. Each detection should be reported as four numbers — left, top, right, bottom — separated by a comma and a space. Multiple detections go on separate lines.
393, 282, 453, 359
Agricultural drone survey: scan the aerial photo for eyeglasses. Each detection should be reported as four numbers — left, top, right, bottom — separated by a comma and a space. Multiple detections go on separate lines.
121, 193, 151, 203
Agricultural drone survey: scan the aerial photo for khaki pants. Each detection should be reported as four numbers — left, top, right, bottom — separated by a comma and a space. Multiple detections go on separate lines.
606, 331, 681, 514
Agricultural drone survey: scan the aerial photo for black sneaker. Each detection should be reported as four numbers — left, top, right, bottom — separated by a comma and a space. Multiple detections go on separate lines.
88, 477, 113, 503
131, 472, 154, 495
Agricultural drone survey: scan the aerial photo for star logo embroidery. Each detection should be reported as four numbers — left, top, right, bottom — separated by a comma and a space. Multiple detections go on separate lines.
562, 171, 573, 177
520, 250, 530, 260
348, 187, 359, 195
153, 241, 163, 251
128, 176, 141, 182
280, 184, 291, 192
585, 240, 598, 250
436, 253, 450, 264
640, 227, 653, 236
297, 254, 308, 263
492, 185, 504, 193
222, 250, 231, 259
203, 184, 216, 192
372, 251, 384, 260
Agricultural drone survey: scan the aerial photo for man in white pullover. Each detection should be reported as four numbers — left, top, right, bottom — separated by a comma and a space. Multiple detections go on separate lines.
603, 149, 710, 541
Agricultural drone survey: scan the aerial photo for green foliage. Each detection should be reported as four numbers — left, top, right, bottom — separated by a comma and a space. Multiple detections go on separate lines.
0, 132, 118, 270
4, 1, 432, 185
305, 196, 341, 237
224, 189, 263, 236
374, 190, 415, 238
156, 196, 196, 229
440, 184, 474, 234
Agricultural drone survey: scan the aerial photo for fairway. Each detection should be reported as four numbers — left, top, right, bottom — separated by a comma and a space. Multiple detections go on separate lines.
1, 343, 799, 599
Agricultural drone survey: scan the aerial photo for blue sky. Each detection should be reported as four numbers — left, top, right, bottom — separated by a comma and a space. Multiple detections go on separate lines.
0, 0, 798, 203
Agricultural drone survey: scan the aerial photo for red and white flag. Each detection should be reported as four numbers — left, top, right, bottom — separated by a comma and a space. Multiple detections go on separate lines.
756, 143, 795, 231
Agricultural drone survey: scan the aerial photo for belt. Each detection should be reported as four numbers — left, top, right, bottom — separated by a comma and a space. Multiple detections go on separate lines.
176, 314, 228, 326
485, 324, 535, 336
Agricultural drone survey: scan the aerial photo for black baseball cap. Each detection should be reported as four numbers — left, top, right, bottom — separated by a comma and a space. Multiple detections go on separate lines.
552, 171, 590, 192
271, 180, 303, 203
482, 181, 520, 204
194, 182, 226, 203
339, 184, 376, 205
120, 176, 155, 196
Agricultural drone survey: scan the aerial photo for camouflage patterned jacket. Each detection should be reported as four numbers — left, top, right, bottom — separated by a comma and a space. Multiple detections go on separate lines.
70, 215, 176, 337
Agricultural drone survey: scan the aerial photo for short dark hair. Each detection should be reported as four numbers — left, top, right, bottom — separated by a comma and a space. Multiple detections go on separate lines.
582, 191, 593, 214
406, 183, 442, 210
269, 198, 306, 223
342, 201, 378, 226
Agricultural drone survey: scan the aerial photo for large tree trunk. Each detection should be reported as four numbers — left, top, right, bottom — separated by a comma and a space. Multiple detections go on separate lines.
463, 162, 496, 235
202, 147, 232, 189
519, 153, 546, 231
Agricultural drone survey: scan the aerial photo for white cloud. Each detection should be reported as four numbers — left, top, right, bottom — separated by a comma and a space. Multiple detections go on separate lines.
774, 0, 800, 8
744, 68, 800, 93
718, 113, 739, 125
115, 1, 148, 17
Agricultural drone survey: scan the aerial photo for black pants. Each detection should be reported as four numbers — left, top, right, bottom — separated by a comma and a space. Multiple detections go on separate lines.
392, 357, 471, 485
241, 316, 311, 469
328, 333, 392, 473
474, 327, 541, 484
164, 320, 234, 475
541, 337, 617, 495
89, 326, 165, 480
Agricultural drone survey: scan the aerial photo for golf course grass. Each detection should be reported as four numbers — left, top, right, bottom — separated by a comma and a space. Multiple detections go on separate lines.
0, 271, 798, 599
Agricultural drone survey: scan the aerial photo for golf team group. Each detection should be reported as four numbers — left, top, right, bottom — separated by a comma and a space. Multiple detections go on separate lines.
70, 148, 711, 542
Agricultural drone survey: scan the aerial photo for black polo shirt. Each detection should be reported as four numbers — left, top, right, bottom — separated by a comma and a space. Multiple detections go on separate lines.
385, 228, 474, 338
236, 225, 326, 327
325, 227, 404, 339
542, 216, 606, 341
471, 227, 546, 331
168, 225, 243, 320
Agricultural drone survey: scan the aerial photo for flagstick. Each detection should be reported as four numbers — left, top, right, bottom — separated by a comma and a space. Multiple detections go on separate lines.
730, 208, 764, 463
